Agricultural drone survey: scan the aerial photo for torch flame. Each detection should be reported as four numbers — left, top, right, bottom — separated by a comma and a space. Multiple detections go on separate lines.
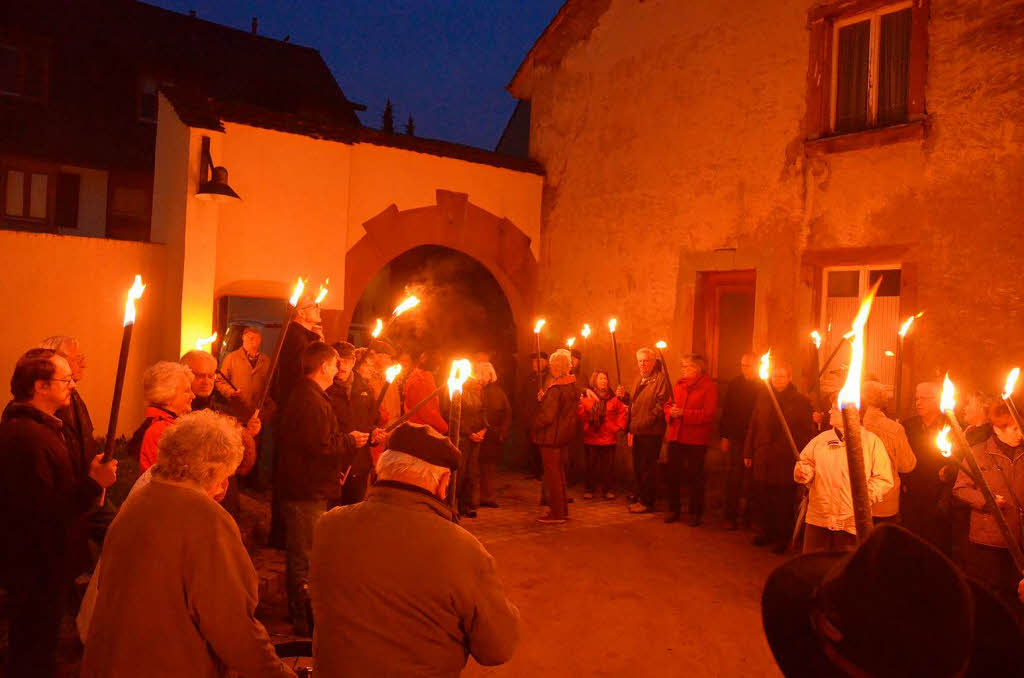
534, 318, 546, 334
836, 281, 880, 410
810, 331, 822, 349
392, 295, 420, 318
315, 278, 329, 305
288, 278, 306, 307
758, 350, 771, 381
123, 274, 146, 326
447, 359, 473, 397
566, 337, 576, 348
940, 373, 956, 413
371, 318, 383, 339
385, 363, 402, 384
936, 424, 953, 458
581, 323, 592, 339
885, 350, 896, 357
1003, 368, 1020, 401
608, 318, 618, 333
195, 332, 217, 351
655, 340, 667, 350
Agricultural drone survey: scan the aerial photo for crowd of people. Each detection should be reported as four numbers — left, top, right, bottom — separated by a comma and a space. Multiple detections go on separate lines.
2, 287, 1023, 676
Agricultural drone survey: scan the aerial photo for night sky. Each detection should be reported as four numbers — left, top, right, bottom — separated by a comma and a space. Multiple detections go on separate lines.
147, 0, 563, 150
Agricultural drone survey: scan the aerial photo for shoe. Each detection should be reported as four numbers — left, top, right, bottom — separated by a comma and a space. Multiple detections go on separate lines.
722, 520, 738, 531
480, 501, 499, 508
664, 512, 681, 524
687, 516, 702, 528
583, 492, 594, 500
537, 513, 567, 524
751, 534, 770, 547
604, 492, 616, 500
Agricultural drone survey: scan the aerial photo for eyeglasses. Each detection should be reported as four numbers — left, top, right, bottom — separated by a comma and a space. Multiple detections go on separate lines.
50, 377, 76, 385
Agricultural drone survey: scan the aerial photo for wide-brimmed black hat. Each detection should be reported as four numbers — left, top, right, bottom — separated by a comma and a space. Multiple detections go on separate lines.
387, 422, 461, 470
761, 524, 1020, 678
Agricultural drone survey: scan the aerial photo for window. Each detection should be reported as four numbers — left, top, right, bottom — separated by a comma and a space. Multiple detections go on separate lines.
805, 1, 927, 148
55, 172, 80, 230
821, 266, 902, 388
0, 43, 47, 101
3, 169, 49, 221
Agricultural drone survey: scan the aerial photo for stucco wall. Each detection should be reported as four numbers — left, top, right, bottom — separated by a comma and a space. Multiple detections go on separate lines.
0, 231, 170, 436
520, 0, 1024, 395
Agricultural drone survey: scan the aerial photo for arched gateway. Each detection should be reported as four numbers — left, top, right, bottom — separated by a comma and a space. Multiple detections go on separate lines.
340, 189, 539, 358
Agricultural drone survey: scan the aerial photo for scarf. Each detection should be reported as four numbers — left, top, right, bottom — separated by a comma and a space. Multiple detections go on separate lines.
589, 388, 614, 427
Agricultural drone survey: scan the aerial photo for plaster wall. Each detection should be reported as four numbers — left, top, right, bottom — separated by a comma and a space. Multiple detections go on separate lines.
61, 165, 108, 238
0, 231, 170, 436
521, 0, 1024, 395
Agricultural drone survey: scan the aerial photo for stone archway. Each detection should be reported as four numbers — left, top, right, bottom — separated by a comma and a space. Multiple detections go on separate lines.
339, 189, 538, 358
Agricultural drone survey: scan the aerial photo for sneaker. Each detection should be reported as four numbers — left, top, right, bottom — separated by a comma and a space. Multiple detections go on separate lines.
583, 492, 594, 500
604, 492, 616, 500
537, 513, 567, 524
664, 512, 681, 524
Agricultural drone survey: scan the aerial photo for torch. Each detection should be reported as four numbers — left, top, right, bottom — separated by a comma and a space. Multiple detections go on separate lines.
655, 340, 673, 392
195, 331, 217, 352
446, 359, 472, 511
758, 350, 801, 462
566, 337, 576, 349
835, 281, 881, 543
1002, 368, 1024, 433
373, 363, 403, 414
817, 330, 855, 381
381, 294, 421, 335
809, 330, 822, 394
371, 318, 383, 340
939, 375, 1024, 573
609, 318, 621, 385
894, 312, 923, 416
533, 318, 546, 387
100, 275, 145, 503
581, 323, 591, 354
254, 277, 306, 413
384, 382, 446, 432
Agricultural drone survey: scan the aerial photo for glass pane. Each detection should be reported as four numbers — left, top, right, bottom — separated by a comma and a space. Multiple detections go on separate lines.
869, 269, 902, 297
879, 8, 912, 124
5, 170, 24, 216
827, 270, 860, 297
0, 46, 17, 94
835, 20, 871, 133
29, 173, 47, 219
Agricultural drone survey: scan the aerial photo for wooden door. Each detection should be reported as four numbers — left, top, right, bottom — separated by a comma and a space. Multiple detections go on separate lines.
696, 271, 756, 382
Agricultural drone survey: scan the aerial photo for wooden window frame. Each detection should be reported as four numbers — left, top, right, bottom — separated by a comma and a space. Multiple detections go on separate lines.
1, 159, 57, 231
820, 263, 902, 328
0, 39, 49, 103
804, 0, 928, 154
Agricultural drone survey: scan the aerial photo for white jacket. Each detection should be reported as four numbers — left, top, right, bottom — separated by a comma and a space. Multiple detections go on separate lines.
795, 427, 894, 535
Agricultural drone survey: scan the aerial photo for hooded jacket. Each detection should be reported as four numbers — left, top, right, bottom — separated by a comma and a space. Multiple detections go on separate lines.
664, 373, 718, 446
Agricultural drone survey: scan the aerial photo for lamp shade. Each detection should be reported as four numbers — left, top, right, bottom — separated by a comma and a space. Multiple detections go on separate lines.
196, 166, 240, 201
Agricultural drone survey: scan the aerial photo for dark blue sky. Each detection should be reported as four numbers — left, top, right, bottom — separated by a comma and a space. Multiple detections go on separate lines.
148, 0, 562, 149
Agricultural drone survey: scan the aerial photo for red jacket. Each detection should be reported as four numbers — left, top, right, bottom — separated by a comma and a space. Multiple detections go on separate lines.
664, 374, 718, 445
402, 368, 448, 434
138, 406, 177, 472
577, 394, 627, 446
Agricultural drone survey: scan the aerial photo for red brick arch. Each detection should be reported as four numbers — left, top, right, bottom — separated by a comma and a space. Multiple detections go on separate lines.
339, 190, 538, 357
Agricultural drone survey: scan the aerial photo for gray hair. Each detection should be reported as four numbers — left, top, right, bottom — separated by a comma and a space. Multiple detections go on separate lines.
179, 350, 216, 368
376, 450, 448, 491
862, 381, 891, 408
39, 335, 77, 356
152, 410, 243, 487
144, 361, 194, 406
636, 347, 656, 360
549, 349, 572, 375
680, 354, 706, 371
475, 362, 497, 385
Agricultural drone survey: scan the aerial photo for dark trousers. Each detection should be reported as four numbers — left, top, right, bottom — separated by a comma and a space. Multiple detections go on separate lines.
282, 499, 327, 627
4, 564, 66, 678
541, 446, 568, 519
584, 444, 615, 494
904, 491, 953, 557
527, 441, 542, 477
665, 442, 708, 517
723, 438, 746, 522
966, 542, 1024, 616
803, 524, 858, 553
632, 435, 662, 508
753, 483, 796, 544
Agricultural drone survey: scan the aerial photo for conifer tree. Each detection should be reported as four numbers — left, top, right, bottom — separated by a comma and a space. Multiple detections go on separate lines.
382, 99, 395, 133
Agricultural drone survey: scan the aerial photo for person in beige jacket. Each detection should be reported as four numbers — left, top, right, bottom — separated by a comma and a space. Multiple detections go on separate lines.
310, 423, 520, 677
861, 381, 917, 521
219, 326, 271, 411
81, 410, 294, 678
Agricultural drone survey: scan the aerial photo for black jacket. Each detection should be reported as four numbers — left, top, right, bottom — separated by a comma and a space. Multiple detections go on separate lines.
277, 378, 353, 501
482, 382, 512, 444
531, 378, 580, 448
272, 322, 321, 412
0, 402, 101, 575
327, 373, 378, 474
745, 384, 816, 487
719, 375, 759, 444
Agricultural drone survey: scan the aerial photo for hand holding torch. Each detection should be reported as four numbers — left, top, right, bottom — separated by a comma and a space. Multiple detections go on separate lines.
255, 277, 307, 413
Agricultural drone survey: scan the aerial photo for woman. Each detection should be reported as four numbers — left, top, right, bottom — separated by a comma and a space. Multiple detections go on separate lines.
532, 350, 579, 524
134, 361, 194, 471
577, 370, 627, 500
81, 410, 295, 678
663, 355, 718, 525
953, 402, 1024, 613
477, 362, 511, 508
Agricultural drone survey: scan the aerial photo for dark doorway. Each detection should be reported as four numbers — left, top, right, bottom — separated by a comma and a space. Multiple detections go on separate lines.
694, 271, 756, 383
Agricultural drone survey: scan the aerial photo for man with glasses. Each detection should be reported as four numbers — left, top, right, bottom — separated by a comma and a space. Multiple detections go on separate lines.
38, 335, 95, 481
0, 348, 117, 677
902, 381, 957, 555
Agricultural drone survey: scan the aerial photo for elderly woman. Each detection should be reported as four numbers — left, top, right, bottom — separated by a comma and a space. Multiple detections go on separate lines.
81, 410, 295, 678
663, 354, 718, 525
135, 361, 194, 471
476, 362, 511, 509
578, 370, 627, 500
860, 380, 916, 523
531, 349, 579, 524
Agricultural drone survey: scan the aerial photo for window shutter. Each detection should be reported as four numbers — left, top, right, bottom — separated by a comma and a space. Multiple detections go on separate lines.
835, 20, 871, 133
878, 8, 912, 125
907, 0, 929, 119
805, 18, 831, 139
55, 172, 80, 230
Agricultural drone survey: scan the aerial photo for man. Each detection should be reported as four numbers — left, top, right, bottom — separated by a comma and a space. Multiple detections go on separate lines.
181, 350, 261, 521
718, 352, 760, 530
794, 400, 893, 553
277, 342, 367, 635
38, 335, 95, 478
617, 347, 671, 514
310, 423, 520, 676
326, 341, 383, 506
403, 351, 449, 434
220, 325, 271, 412
860, 381, 916, 523
744, 360, 816, 553
902, 381, 957, 555
357, 338, 400, 431
0, 349, 117, 677
519, 351, 550, 480
532, 349, 579, 524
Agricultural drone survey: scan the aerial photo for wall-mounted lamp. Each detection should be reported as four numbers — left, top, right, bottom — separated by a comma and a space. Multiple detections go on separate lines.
196, 136, 240, 201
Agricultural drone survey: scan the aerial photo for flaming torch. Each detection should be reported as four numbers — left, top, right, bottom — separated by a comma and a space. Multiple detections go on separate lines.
373, 363, 403, 414
758, 350, 802, 462
446, 359, 472, 511
255, 277, 305, 412
102, 274, 146, 464
818, 330, 855, 380
894, 311, 923, 416
608, 318, 621, 385
566, 337, 576, 349
835, 282, 880, 542
1002, 368, 1024, 433
380, 294, 421, 336
655, 341, 672, 390
581, 323, 591, 353
809, 330, 823, 395
194, 331, 217, 352
939, 374, 1024, 572
371, 318, 383, 339
533, 318, 546, 387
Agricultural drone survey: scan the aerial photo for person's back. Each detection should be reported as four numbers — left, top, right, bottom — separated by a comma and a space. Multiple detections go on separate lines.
311, 483, 519, 677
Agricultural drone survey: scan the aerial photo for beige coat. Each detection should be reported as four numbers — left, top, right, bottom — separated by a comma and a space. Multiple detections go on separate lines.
81, 480, 294, 678
220, 348, 270, 410
310, 482, 520, 677
861, 406, 917, 517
